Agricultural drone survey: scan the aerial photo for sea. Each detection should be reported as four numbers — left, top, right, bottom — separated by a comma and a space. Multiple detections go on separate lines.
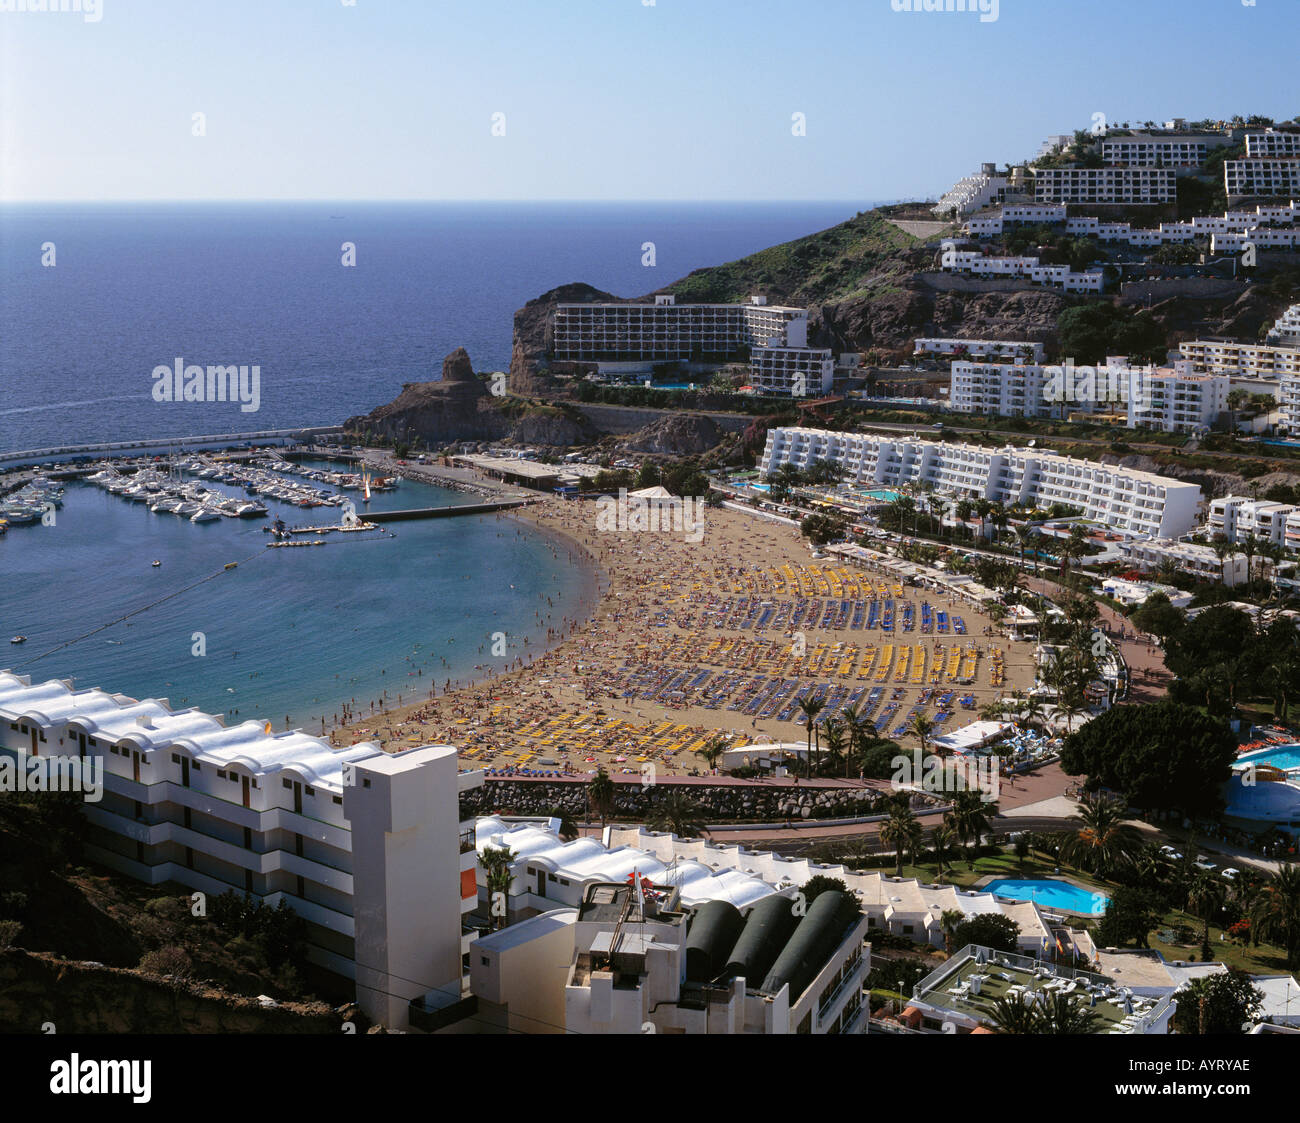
0, 201, 865, 725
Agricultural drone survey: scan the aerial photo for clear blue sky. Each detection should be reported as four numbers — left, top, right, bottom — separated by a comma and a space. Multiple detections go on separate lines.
1, 0, 1295, 202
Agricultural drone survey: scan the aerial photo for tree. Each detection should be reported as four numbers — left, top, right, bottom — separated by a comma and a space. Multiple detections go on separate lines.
932, 825, 960, 884
951, 913, 1020, 954
984, 991, 1042, 1034
645, 791, 707, 838
1250, 863, 1300, 970
1188, 872, 1228, 958
1131, 591, 1184, 643
1037, 991, 1103, 1034
1172, 972, 1264, 1035
479, 844, 517, 930
909, 712, 936, 762
801, 510, 850, 546
548, 805, 579, 842
588, 767, 616, 828
797, 695, 826, 777
821, 718, 846, 775
1055, 794, 1144, 879
1059, 701, 1237, 818
939, 906, 964, 953
1097, 885, 1163, 949
698, 734, 728, 773
801, 875, 852, 906
946, 789, 996, 863
880, 796, 923, 878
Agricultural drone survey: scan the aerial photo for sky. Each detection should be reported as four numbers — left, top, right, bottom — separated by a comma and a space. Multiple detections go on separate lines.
0, 0, 1296, 202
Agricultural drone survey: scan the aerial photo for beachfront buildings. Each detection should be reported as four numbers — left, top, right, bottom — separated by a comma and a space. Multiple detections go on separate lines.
550, 294, 833, 396
760, 428, 1203, 539
1119, 537, 1246, 587
1225, 159, 1300, 201
1207, 496, 1296, 549
949, 361, 1063, 420
0, 671, 482, 1030
1180, 339, 1300, 380
1033, 167, 1175, 206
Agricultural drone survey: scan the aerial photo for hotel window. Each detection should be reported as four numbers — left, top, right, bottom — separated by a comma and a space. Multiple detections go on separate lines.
218, 770, 226, 779
171, 753, 180, 763
332, 795, 342, 805
304, 786, 314, 797
283, 778, 292, 789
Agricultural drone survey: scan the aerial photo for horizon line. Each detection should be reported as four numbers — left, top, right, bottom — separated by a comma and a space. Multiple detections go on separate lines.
0, 196, 921, 206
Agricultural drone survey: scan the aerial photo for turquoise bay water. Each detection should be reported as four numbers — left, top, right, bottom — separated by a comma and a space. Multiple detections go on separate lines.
1, 463, 600, 731
983, 879, 1110, 915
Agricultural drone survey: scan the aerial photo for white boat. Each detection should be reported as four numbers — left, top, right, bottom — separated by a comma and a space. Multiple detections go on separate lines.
175, 501, 201, 516
191, 507, 222, 523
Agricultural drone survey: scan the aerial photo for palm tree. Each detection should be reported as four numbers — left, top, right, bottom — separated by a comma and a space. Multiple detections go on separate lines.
821, 718, 846, 776
946, 789, 995, 864
1014, 524, 1039, 575
797, 695, 826, 777
1250, 863, 1300, 970
1036, 992, 1101, 1034
588, 767, 616, 829
1056, 794, 1143, 878
1238, 531, 1260, 584
932, 826, 960, 884
645, 791, 707, 839
954, 499, 974, 541
984, 992, 1042, 1034
839, 704, 864, 778
880, 796, 922, 878
479, 844, 517, 930
939, 906, 964, 952
910, 712, 937, 761
1187, 872, 1227, 956
547, 805, 579, 842
975, 499, 992, 541
698, 734, 728, 774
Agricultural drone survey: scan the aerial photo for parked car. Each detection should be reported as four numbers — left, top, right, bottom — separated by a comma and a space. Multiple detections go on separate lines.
1159, 845, 1183, 860
1193, 859, 1217, 872
1221, 867, 1240, 880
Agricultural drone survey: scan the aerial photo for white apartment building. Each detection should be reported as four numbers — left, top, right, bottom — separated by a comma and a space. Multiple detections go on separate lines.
949, 361, 1064, 419
1208, 496, 1295, 547
1102, 135, 1213, 168
1269, 304, 1300, 346
1125, 367, 1229, 435
471, 882, 870, 1035
964, 204, 1067, 236
1246, 130, 1300, 159
914, 338, 1044, 361
0, 671, 482, 1030
750, 345, 834, 396
1120, 537, 1246, 586
551, 294, 808, 364
1211, 228, 1300, 253
1034, 167, 1175, 206
933, 169, 1013, 219
941, 250, 1105, 293
760, 428, 1202, 538
1179, 339, 1300, 380
1225, 159, 1300, 200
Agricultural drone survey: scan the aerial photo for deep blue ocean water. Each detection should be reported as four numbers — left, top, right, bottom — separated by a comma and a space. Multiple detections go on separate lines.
0, 201, 863, 724
0, 201, 863, 452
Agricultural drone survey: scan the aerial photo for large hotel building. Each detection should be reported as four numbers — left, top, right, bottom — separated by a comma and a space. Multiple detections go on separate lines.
550, 294, 833, 396
0, 671, 482, 1029
760, 428, 1202, 539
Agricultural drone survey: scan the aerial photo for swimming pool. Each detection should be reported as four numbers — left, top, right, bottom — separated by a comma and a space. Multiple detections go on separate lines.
983, 879, 1110, 915
1237, 745, 1300, 771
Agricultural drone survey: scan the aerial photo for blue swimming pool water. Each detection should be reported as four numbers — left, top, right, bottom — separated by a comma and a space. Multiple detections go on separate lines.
983, 879, 1110, 915
1237, 745, 1300, 770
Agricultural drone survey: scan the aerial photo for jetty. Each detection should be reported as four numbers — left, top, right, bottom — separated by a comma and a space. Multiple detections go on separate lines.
366, 499, 530, 522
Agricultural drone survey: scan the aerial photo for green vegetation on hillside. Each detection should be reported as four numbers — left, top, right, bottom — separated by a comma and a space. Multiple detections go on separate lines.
666, 211, 924, 306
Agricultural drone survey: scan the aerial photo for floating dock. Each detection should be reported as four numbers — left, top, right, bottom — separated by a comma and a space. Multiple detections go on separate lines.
365, 499, 529, 522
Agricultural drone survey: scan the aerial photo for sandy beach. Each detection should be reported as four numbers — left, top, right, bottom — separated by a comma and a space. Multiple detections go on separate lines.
329, 489, 1038, 776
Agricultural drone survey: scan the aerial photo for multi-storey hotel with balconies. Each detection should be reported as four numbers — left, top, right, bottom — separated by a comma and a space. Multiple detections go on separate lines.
551, 294, 807, 364
760, 428, 1201, 538
0, 670, 482, 1029
1033, 167, 1175, 206
1225, 159, 1300, 201
1246, 130, 1300, 159
1101, 135, 1217, 168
